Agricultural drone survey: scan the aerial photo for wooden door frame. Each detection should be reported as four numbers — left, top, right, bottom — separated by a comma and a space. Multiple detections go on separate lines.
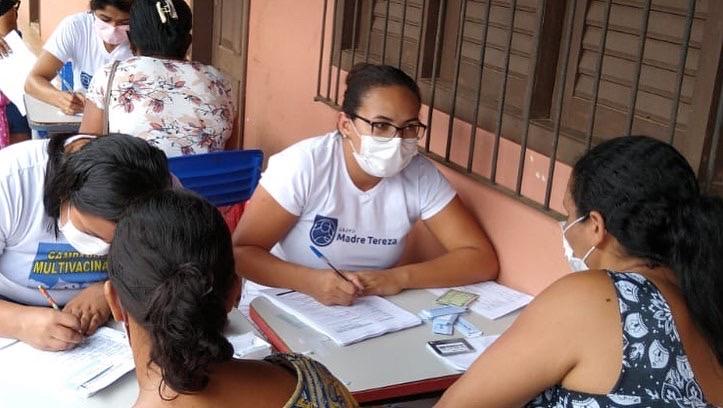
192, 0, 251, 149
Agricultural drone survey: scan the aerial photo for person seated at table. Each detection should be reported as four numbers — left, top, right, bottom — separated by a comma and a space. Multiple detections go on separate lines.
104, 189, 359, 407
0, 133, 171, 351
0, 0, 30, 146
436, 136, 723, 407
80, 0, 234, 157
25, 0, 133, 115
233, 63, 498, 307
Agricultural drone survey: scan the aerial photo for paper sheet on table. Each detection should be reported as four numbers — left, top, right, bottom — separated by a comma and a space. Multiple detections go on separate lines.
428, 281, 533, 320
0, 336, 17, 350
227, 331, 272, 360
429, 335, 499, 371
260, 289, 422, 346
0, 31, 37, 116
0, 327, 134, 398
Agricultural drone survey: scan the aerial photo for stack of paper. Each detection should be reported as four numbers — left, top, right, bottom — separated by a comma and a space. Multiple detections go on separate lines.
429, 335, 499, 371
0, 327, 134, 398
260, 289, 422, 346
0, 31, 38, 116
428, 282, 533, 320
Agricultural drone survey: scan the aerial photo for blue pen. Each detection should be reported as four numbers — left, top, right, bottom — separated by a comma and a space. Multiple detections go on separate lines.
309, 245, 353, 284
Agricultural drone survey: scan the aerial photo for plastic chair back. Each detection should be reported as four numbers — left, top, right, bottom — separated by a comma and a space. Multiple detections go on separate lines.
168, 150, 263, 207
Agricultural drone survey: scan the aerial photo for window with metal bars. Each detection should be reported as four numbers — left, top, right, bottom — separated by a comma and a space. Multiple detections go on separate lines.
316, 0, 723, 211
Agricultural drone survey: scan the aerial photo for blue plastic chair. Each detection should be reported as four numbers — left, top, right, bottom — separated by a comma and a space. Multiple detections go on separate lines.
167, 150, 264, 207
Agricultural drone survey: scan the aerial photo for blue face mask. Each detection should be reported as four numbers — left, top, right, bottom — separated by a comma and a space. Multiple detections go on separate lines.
560, 215, 595, 272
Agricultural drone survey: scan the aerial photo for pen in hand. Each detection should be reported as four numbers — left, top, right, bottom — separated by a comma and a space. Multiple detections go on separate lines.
309, 246, 363, 294
38, 285, 60, 311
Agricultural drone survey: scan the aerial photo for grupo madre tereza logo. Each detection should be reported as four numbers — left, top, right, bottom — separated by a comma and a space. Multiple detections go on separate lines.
309, 215, 338, 247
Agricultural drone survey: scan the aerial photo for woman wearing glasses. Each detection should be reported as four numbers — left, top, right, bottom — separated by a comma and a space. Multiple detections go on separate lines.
234, 63, 498, 306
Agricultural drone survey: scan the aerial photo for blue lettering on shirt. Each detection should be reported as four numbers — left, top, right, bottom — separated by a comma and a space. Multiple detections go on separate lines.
29, 243, 108, 289
309, 215, 338, 247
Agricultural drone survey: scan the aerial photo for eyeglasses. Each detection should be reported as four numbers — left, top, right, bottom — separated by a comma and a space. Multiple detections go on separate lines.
351, 114, 427, 141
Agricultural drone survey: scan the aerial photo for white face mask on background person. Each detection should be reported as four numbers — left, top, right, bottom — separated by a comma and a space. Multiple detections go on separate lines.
347, 123, 418, 178
58, 206, 110, 256
93, 16, 129, 45
560, 215, 595, 273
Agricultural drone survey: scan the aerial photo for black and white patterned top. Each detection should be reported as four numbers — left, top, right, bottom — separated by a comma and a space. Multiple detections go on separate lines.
527, 271, 717, 408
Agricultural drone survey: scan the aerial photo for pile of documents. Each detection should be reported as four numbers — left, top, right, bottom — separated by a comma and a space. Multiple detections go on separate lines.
260, 289, 422, 346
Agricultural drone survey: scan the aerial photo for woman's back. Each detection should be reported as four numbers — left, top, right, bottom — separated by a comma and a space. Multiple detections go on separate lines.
87, 56, 234, 157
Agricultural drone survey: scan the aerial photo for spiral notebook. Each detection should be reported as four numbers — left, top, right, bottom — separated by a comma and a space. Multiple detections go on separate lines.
260, 289, 422, 346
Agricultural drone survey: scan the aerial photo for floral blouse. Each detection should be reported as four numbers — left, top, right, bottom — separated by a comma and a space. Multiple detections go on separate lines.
527, 272, 716, 408
87, 56, 234, 157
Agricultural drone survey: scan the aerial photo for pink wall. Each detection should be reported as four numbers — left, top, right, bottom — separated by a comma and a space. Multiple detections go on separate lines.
243, 0, 570, 295
39, 0, 88, 42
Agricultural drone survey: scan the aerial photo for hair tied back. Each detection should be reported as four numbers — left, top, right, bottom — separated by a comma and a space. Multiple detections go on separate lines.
156, 0, 178, 24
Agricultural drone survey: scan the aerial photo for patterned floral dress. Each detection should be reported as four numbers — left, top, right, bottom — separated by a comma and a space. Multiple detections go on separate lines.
87, 56, 234, 157
527, 272, 717, 408
265, 353, 359, 408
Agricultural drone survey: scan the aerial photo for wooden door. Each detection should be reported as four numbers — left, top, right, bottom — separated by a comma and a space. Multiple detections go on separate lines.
213, 0, 251, 149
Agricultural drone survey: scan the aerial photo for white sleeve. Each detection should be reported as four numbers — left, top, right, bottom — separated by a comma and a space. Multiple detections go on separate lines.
0, 174, 19, 258
86, 63, 110, 109
258, 145, 312, 216
43, 15, 77, 63
418, 159, 457, 220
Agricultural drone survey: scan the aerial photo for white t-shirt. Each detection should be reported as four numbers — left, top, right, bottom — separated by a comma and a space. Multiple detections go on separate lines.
43, 12, 132, 91
0, 140, 108, 306
262, 131, 455, 269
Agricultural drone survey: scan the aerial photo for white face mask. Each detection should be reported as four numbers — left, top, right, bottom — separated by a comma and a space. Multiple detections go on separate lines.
347, 124, 418, 178
58, 206, 110, 256
560, 215, 595, 273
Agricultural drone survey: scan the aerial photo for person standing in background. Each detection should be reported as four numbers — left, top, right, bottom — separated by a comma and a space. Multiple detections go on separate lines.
0, 0, 30, 147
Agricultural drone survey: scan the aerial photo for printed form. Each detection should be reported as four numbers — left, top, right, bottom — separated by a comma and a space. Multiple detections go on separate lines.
0, 326, 134, 397
260, 289, 422, 346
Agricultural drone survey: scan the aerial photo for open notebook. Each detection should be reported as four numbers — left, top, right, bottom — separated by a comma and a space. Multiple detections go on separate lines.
260, 289, 422, 346
0, 327, 134, 398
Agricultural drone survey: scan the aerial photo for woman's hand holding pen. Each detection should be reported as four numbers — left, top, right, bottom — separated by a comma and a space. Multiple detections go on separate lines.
17, 307, 84, 351
56, 91, 85, 115
308, 269, 364, 306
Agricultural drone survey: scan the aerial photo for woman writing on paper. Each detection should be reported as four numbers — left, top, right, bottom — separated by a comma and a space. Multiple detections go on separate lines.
436, 136, 723, 407
105, 189, 358, 407
234, 63, 499, 306
25, 0, 133, 115
0, 134, 171, 351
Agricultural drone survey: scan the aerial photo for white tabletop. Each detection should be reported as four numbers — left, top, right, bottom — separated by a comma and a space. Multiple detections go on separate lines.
23, 94, 82, 133
0, 309, 258, 408
250, 288, 519, 403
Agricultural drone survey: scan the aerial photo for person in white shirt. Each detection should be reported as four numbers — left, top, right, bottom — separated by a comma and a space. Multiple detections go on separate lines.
234, 63, 499, 306
25, 0, 133, 115
0, 134, 170, 351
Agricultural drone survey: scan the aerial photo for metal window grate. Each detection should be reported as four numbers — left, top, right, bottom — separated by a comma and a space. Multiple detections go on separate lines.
315, 0, 723, 214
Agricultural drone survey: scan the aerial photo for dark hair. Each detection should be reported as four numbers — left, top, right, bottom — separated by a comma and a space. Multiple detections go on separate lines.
571, 135, 723, 364
43, 133, 171, 234
90, 0, 133, 13
128, 0, 192, 59
0, 0, 18, 16
108, 189, 235, 396
341, 63, 421, 117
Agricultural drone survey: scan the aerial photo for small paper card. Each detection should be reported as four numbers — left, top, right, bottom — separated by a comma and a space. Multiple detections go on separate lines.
436, 289, 479, 308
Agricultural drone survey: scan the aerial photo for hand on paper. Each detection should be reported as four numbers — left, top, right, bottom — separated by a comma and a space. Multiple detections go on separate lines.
63, 282, 111, 336
0, 38, 11, 58
57, 91, 85, 115
17, 307, 84, 351
354, 270, 404, 297
308, 269, 363, 306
